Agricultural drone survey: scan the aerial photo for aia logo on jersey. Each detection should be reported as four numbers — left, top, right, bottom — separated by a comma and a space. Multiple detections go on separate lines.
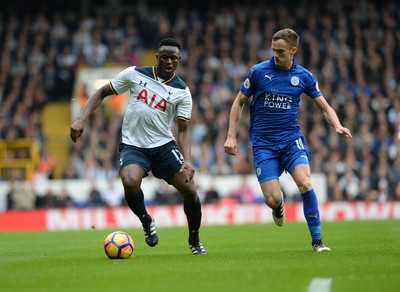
137, 89, 167, 111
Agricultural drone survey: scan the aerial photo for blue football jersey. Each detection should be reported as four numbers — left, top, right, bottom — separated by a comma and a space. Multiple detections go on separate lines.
241, 56, 322, 147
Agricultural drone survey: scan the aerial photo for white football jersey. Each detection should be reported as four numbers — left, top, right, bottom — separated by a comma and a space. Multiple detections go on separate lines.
110, 66, 192, 148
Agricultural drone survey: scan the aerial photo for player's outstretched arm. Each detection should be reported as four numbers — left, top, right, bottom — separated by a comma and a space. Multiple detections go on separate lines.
70, 83, 114, 143
224, 91, 250, 155
313, 96, 352, 141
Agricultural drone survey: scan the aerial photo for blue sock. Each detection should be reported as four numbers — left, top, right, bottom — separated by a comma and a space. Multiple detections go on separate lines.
301, 189, 321, 242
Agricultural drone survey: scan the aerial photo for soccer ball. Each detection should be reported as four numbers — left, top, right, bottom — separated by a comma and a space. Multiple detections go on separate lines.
104, 231, 134, 259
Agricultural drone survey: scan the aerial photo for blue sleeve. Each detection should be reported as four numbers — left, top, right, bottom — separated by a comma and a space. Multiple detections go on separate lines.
304, 72, 322, 99
240, 67, 256, 97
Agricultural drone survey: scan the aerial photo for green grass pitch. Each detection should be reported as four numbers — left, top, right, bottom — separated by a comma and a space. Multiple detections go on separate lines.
1, 220, 399, 292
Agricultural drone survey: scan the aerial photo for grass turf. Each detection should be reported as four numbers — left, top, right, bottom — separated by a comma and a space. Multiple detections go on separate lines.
0, 220, 399, 292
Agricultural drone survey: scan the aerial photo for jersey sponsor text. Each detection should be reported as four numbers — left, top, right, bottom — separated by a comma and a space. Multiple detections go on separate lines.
264, 93, 292, 109
137, 88, 167, 111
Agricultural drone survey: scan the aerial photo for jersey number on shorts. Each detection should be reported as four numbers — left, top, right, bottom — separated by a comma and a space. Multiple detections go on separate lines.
171, 149, 184, 164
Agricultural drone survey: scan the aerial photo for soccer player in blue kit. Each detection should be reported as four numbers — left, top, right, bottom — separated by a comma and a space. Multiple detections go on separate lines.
224, 28, 352, 252
70, 38, 206, 255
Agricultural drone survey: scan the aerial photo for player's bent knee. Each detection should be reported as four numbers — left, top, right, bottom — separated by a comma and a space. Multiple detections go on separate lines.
265, 193, 281, 208
174, 184, 197, 202
120, 174, 141, 190
297, 181, 313, 193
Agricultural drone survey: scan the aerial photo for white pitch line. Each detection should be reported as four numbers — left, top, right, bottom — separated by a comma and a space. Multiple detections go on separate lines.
307, 278, 332, 292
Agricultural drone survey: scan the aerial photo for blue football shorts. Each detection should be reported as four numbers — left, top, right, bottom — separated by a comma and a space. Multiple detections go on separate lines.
118, 140, 184, 183
252, 136, 310, 183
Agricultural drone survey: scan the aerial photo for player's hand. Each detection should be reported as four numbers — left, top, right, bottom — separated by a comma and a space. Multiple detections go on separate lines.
70, 119, 85, 143
336, 126, 352, 142
224, 137, 237, 156
180, 162, 195, 183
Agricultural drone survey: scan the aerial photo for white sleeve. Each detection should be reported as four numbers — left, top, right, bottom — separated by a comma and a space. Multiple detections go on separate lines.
110, 66, 136, 94
176, 87, 193, 120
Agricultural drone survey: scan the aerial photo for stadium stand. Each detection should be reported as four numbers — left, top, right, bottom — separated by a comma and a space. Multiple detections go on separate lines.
0, 0, 399, 203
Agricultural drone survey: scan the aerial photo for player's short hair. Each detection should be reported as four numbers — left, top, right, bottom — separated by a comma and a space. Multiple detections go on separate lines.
272, 29, 299, 48
158, 38, 181, 50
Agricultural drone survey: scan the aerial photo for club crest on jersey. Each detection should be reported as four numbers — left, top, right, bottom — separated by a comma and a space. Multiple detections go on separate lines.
290, 76, 299, 86
167, 91, 173, 101
137, 88, 167, 111
244, 78, 250, 89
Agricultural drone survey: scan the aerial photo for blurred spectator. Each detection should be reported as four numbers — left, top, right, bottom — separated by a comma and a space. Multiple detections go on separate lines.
153, 182, 183, 205
219, 190, 241, 206
83, 30, 108, 66
234, 176, 257, 204
6, 179, 18, 209
62, 164, 80, 179
54, 186, 75, 208
39, 187, 58, 208
339, 170, 361, 201
7, 180, 38, 210
37, 149, 56, 179
87, 181, 105, 207
101, 179, 125, 207
203, 182, 220, 204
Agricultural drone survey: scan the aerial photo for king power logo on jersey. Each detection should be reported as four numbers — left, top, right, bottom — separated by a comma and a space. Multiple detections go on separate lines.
264, 93, 292, 109
137, 88, 167, 111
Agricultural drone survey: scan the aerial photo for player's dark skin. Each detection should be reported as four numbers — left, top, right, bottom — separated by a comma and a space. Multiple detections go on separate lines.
70, 45, 198, 204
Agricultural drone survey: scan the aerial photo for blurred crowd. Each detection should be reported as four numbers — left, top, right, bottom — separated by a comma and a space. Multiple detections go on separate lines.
1, 0, 400, 208
5, 175, 258, 210
5, 179, 126, 209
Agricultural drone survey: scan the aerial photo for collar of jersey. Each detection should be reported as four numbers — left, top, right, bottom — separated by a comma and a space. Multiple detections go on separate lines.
153, 66, 175, 84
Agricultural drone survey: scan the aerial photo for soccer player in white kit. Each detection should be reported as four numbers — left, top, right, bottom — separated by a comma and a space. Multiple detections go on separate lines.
70, 38, 206, 255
